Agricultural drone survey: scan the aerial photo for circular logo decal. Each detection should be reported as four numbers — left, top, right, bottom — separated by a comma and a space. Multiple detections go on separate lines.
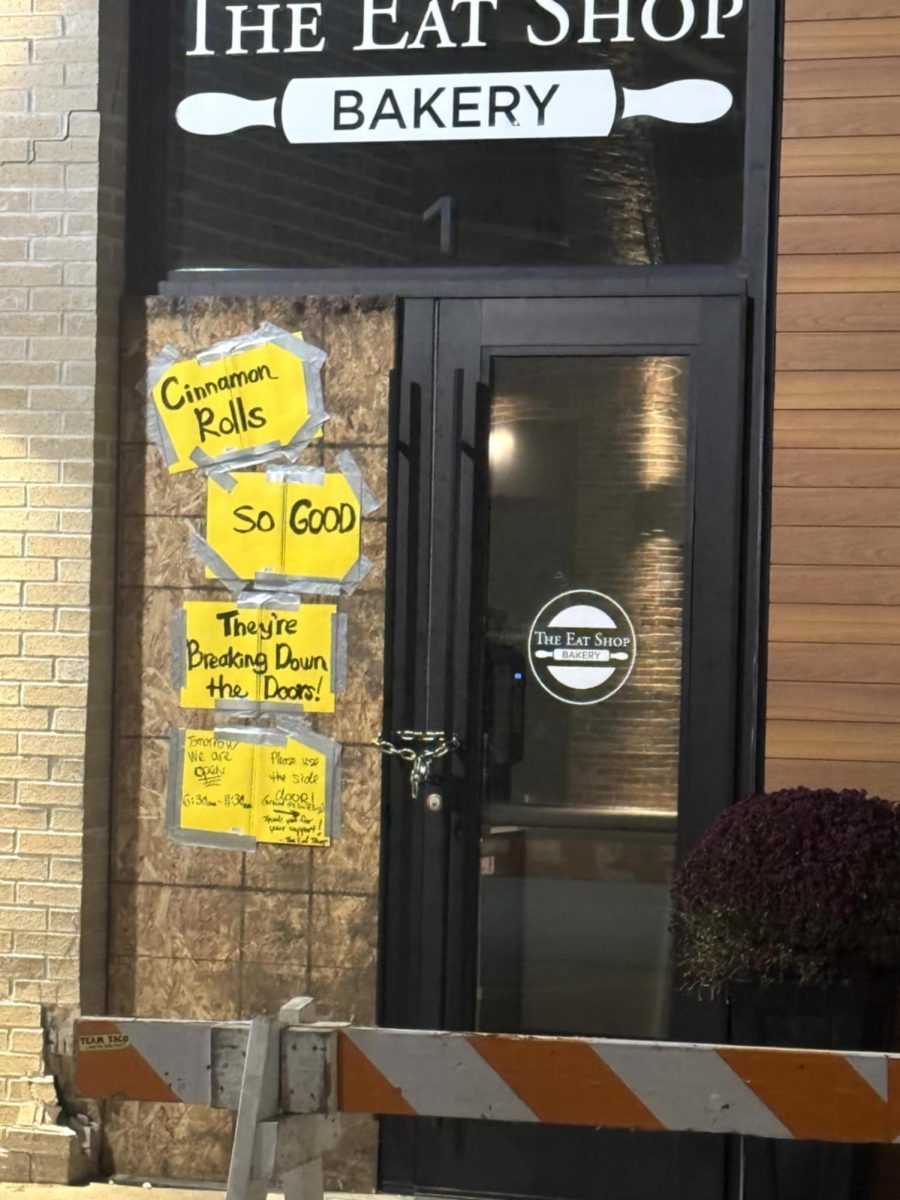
527, 590, 637, 706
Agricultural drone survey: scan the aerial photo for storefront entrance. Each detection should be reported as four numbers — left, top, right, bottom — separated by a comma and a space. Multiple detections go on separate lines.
380, 291, 747, 1199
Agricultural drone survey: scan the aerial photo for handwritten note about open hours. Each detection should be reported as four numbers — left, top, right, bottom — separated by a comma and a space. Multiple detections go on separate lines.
179, 728, 332, 846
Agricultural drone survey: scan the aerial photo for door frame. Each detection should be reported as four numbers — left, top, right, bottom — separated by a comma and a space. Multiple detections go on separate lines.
379, 288, 748, 1200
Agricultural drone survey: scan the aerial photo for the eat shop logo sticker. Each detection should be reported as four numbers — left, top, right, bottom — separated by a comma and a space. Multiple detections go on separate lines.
528, 589, 637, 705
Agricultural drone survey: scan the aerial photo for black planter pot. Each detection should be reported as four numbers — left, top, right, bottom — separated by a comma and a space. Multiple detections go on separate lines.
729, 975, 897, 1200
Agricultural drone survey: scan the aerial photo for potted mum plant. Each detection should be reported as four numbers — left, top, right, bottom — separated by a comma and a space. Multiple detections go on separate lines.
671, 787, 900, 1200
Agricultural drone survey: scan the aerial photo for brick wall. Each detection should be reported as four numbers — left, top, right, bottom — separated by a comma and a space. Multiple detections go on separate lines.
0, 0, 124, 1182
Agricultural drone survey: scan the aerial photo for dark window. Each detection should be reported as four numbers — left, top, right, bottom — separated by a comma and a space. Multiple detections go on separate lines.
135, 0, 748, 274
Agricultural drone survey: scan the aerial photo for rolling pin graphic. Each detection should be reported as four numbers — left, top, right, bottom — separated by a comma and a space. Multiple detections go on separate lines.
176, 69, 733, 145
533, 648, 630, 664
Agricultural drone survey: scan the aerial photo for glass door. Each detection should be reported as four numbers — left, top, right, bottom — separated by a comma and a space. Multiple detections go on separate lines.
381, 295, 746, 1200
479, 352, 686, 1041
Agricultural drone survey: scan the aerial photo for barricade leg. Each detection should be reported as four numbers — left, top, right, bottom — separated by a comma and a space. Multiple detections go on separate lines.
227, 1016, 282, 1200
282, 1156, 324, 1200
226, 998, 335, 1200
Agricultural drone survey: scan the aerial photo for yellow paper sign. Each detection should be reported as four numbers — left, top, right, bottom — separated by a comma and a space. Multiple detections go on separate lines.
255, 741, 329, 846
175, 728, 333, 846
179, 730, 257, 837
178, 601, 341, 712
204, 469, 365, 588
149, 330, 326, 474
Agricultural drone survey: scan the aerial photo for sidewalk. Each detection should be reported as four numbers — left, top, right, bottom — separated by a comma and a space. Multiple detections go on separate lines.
0, 1189, 228, 1200
0, 1190, 230, 1200
0, 1188, 389, 1200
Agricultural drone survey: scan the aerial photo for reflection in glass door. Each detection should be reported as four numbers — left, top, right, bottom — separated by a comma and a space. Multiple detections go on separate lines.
478, 356, 688, 1040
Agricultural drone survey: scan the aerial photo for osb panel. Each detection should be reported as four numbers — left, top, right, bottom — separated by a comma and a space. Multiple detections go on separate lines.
107, 296, 392, 1193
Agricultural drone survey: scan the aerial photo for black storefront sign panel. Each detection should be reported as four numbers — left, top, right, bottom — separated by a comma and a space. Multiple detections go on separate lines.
147, 0, 748, 271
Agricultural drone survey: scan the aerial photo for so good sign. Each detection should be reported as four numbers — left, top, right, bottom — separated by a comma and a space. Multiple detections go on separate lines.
203, 469, 366, 588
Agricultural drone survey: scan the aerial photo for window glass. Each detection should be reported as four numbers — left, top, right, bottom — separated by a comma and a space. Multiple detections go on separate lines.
477, 355, 687, 1038
143, 0, 748, 272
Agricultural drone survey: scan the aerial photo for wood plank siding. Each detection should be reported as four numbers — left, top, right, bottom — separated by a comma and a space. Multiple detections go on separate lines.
766, 8, 900, 802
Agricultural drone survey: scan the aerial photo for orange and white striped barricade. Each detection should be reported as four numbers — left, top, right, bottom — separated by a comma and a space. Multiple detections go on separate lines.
74, 1008, 900, 1197
74, 997, 340, 1200
337, 1027, 900, 1145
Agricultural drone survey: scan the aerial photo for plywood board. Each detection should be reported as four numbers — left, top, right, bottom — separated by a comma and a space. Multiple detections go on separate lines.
765, 758, 900, 796
769, 602, 900, 643
775, 370, 900, 408
779, 214, 900, 254
784, 19, 900, 61
771, 526, 900, 566
768, 641, 900, 684
770, 565, 900, 605
773, 448, 900, 487
779, 176, 900, 216
768, 680, 900, 722
776, 331, 900, 370
776, 293, 900, 332
773, 409, 900, 447
778, 254, 900, 292
772, 487, 900, 526
767, 719, 900, 761
787, 0, 900, 18
784, 58, 900, 100
783, 96, 900, 138
781, 137, 900, 176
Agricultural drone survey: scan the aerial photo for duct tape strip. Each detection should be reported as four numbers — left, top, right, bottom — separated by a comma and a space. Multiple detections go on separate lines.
215, 699, 299, 719
268, 465, 327, 486
189, 528, 249, 596
169, 826, 257, 853
190, 449, 238, 491
190, 437, 288, 477
249, 557, 373, 598
236, 590, 301, 612
330, 745, 343, 838
216, 723, 288, 747
213, 698, 259, 716
333, 611, 349, 696
166, 728, 185, 833
339, 554, 374, 597
143, 346, 182, 471
335, 450, 381, 516
170, 609, 187, 690
281, 411, 330, 463
191, 321, 328, 383
250, 571, 342, 598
